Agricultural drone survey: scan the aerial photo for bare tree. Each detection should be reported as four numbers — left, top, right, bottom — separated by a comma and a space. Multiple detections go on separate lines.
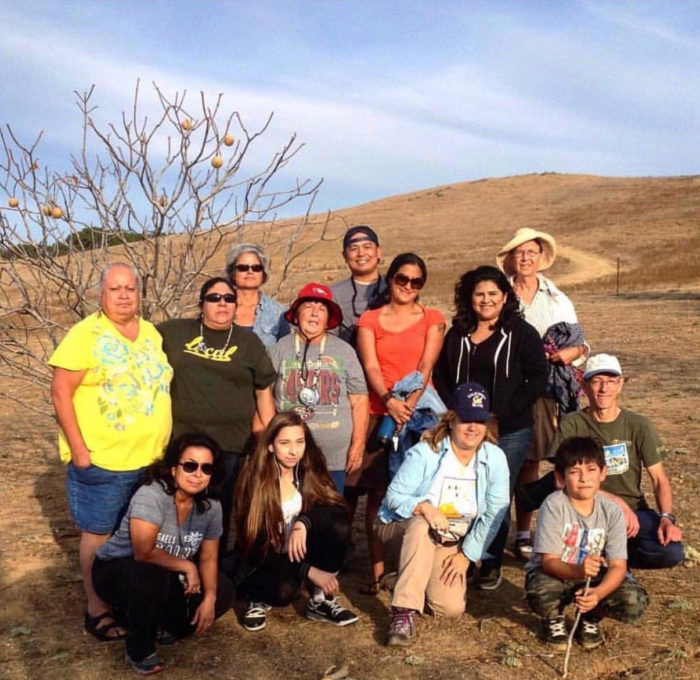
0, 81, 329, 417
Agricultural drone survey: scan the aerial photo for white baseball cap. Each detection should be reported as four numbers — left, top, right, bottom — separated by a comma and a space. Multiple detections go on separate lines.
583, 354, 623, 380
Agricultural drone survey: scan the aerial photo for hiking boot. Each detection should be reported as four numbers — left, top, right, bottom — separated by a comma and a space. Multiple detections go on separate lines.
575, 616, 604, 649
386, 606, 416, 646
476, 565, 503, 590
243, 602, 271, 632
306, 596, 358, 626
541, 614, 568, 651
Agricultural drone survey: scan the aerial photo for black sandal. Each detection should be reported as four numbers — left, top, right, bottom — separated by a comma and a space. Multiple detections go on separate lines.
359, 579, 381, 596
84, 611, 127, 642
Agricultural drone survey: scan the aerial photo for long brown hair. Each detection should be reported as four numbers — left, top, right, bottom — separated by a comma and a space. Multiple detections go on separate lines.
234, 412, 346, 556
421, 410, 497, 451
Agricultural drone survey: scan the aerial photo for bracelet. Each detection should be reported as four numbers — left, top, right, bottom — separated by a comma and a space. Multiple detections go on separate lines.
660, 512, 676, 524
380, 392, 393, 405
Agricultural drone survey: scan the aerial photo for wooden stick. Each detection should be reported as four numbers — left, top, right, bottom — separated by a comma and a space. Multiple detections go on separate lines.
561, 577, 592, 678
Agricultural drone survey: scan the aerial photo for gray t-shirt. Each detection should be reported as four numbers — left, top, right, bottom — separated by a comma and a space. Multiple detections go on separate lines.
96, 482, 222, 561
528, 490, 627, 572
269, 332, 367, 471
331, 276, 385, 345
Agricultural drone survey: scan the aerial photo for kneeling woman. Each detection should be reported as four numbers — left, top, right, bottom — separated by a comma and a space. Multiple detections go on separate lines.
93, 433, 234, 675
234, 412, 358, 631
376, 383, 510, 646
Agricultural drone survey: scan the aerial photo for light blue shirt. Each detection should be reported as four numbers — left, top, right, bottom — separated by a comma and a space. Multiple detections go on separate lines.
252, 293, 290, 348
378, 437, 510, 562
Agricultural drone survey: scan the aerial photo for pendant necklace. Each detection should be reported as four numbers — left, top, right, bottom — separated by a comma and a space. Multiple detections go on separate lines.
294, 333, 326, 417
198, 322, 234, 353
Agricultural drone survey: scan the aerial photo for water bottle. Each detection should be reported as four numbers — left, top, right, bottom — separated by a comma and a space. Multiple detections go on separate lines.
376, 414, 397, 445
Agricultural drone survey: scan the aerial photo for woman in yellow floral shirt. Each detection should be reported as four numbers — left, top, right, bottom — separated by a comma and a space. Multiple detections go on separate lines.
49, 262, 173, 642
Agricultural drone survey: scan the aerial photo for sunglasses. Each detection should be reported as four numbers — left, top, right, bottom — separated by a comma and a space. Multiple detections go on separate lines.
203, 293, 237, 304
178, 461, 214, 475
393, 273, 425, 290
235, 263, 264, 273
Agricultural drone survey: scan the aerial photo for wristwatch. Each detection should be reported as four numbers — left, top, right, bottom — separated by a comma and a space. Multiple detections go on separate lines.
660, 512, 676, 524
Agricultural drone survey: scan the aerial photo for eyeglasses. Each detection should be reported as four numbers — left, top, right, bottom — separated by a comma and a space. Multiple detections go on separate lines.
588, 377, 621, 389
235, 263, 264, 273
178, 461, 214, 475
393, 273, 425, 290
203, 293, 237, 304
512, 249, 541, 260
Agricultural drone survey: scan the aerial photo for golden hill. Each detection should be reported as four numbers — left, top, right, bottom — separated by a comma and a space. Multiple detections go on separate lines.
239, 172, 700, 308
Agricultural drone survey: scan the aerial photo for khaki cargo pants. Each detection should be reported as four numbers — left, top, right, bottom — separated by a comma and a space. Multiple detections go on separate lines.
376, 515, 467, 617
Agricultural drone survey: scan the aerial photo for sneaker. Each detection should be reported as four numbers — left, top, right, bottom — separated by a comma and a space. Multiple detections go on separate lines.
243, 601, 271, 632
476, 565, 503, 590
125, 651, 164, 675
541, 615, 568, 651
386, 606, 416, 646
306, 596, 358, 626
575, 616, 604, 649
514, 536, 534, 560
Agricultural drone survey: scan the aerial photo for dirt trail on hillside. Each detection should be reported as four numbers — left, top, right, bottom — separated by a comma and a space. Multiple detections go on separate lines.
555, 245, 617, 286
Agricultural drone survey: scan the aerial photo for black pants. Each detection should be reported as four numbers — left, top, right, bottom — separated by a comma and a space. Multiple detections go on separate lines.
218, 451, 242, 557
240, 504, 350, 606
93, 557, 235, 661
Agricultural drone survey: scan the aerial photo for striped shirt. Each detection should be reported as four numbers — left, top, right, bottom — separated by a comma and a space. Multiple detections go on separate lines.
514, 275, 579, 338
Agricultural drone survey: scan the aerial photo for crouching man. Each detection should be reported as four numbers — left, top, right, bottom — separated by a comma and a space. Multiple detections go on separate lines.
520, 354, 684, 569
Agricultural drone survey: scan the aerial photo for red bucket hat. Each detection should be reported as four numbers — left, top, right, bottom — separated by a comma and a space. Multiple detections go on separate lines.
284, 282, 343, 330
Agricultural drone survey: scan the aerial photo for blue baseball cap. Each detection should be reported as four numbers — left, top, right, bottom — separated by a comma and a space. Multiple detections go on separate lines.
342, 225, 380, 250
451, 382, 491, 422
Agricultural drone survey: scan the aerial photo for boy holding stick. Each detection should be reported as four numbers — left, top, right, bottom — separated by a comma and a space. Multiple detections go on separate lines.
525, 437, 648, 649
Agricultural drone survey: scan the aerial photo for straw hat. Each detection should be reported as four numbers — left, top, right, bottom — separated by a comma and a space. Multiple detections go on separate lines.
496, 228, 557, 276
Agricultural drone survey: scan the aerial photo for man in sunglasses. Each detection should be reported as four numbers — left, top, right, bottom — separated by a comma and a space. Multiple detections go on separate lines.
331, 225, 387, 346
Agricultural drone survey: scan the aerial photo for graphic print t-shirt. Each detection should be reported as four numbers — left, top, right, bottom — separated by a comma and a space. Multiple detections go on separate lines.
97, 482, 222, 561
158, 318, 275, 453
529, 490, 627, 572
425, 449, 477, 537
269, 333, 367, 471
550, 409, 663, 510
49, 312, 173, 471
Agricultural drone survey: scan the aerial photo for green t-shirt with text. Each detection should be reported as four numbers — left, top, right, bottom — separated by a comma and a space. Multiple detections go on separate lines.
157, 318, 275, 453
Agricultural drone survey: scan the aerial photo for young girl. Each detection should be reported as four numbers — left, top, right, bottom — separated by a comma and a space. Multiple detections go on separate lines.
234, 412, 358, 631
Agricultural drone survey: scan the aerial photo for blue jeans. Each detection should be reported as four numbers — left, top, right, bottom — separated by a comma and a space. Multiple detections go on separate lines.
482, 427, 533, 570
66, 463, 145, 534
330, 470, 346, 495
628, 508, 685, 569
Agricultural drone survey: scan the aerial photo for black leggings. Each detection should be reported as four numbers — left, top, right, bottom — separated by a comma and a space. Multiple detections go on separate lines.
93, 557, 235, 661
240, 504, 350, 606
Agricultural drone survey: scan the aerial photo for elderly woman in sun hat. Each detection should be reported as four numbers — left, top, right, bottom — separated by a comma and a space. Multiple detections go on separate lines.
496, 227, 589, 559
224, 242, 290, 348
268, 282, 369, 495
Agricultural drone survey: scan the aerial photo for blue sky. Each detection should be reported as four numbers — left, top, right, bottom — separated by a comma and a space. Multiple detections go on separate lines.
1, 1, 699, 215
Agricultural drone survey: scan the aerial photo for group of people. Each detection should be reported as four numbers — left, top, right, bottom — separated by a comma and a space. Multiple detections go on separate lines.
49, 224, 685, 674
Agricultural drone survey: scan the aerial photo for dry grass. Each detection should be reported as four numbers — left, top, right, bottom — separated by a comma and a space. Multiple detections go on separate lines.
1, 172, 699, 679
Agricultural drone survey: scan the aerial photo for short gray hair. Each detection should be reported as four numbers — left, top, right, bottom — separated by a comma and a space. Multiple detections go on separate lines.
99, 262, 142, 293
224, 243, 270, 284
